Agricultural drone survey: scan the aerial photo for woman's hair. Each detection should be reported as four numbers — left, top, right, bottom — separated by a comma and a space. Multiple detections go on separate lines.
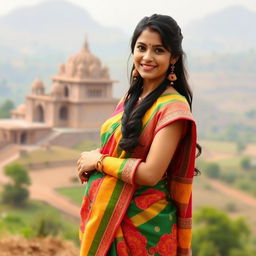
119, 14, 201, 175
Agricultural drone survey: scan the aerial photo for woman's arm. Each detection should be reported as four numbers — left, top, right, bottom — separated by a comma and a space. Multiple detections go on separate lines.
77, 119, 184, 186
133, 119, 184, 186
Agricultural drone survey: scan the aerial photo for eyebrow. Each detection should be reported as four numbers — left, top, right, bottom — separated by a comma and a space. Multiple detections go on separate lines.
136, 42, 164, 48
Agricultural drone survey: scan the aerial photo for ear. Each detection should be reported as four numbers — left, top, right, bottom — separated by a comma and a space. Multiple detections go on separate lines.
170, 56, 179, 65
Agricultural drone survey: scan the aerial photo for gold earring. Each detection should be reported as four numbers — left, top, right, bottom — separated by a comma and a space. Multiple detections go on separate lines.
168, 64, 177, 85
132, 69, 139, 81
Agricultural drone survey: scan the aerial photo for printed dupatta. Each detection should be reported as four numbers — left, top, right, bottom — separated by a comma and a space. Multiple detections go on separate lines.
79, 93, 197, 256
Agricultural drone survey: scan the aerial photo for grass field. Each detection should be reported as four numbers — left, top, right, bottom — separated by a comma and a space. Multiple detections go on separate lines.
0, 199, 79, 244
12, 146, 80, 165
72, 140, 100, 152
200, 140, 237, 154
56, 187, 85, 205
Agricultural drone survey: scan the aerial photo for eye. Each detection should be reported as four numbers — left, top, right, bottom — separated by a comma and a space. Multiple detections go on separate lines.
137, 45, 146, 51
155, 48, 165, 53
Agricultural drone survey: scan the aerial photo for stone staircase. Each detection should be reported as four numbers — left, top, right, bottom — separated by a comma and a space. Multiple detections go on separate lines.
35, 128, 100, 148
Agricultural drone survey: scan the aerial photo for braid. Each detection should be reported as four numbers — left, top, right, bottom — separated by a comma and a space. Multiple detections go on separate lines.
119, 79, 169, 152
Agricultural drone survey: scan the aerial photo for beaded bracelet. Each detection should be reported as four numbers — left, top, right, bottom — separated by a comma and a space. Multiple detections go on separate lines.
95, 154, 109, 172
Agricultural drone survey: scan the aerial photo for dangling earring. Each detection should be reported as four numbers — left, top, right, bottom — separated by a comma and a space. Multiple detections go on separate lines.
132, 69, 139, 81
168, 64, 177, 85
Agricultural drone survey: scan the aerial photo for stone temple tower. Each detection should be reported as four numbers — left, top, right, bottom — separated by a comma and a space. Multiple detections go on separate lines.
0, 41, 119, 145
24, 41, 118, 129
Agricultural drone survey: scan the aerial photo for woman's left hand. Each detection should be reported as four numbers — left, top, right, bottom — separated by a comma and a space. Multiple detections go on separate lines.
77, 149, 102, 183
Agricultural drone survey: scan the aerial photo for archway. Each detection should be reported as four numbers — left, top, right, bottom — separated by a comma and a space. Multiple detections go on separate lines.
20, 132, 27, 144
64, 86, 69, 97
59, 106, 68, 120
35, 105, 44, 122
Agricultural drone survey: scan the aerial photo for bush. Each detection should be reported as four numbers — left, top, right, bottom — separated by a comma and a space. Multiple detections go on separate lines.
221, 172, 238, 184
2, 185, 29, 206
33, 213, 63, 237
4, 164, 30, 186
205, 163, 221, 178
1, 164, 31, 206
193, 207, 251, 256
241, 157, 251, 170
225, 202, 237, 213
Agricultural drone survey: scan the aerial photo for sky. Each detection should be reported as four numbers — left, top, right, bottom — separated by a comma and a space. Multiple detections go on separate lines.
0, 0, 255, 33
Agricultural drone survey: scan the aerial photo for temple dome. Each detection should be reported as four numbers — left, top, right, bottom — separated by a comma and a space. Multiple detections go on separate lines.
51, 82, 63, 97
16, 104, 26, 114
31, 79, 45, 94
57, 41, 110, 79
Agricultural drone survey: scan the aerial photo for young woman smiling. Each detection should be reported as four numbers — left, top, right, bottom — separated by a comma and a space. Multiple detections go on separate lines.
77, 14, 200, 256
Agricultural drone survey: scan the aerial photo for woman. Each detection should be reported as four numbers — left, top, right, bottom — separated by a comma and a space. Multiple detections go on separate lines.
77, 14, 199, 256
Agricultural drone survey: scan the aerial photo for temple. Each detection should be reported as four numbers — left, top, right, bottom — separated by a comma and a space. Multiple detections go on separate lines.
0, 42, 118, 145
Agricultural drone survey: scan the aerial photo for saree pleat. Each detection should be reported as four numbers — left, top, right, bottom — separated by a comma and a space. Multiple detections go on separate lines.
79, 93, 197, 256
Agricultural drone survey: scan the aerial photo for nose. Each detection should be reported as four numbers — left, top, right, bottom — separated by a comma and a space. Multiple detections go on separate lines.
143, 50, 153, 62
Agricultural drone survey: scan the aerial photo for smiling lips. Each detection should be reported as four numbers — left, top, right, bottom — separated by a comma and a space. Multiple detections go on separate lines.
141, 63, 157, 71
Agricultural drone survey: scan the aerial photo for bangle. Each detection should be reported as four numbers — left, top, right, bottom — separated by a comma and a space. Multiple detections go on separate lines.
96, 154, 109, 172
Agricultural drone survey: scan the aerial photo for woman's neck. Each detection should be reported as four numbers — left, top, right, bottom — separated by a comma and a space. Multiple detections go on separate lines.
141, 77, 165, 98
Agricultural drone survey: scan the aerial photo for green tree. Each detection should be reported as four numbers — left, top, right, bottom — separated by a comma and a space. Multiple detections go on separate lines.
0, 99, 14, 118
205, 163, 221, 178
4, 164, 30, 186
192, 207, 252, 256
1, 164, 31, 206
241, 157, 251, 170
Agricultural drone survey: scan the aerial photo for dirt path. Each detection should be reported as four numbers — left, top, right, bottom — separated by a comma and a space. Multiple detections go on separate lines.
28, 166, 82, 220
206, 178, 256, 207
0, 156, 81, 220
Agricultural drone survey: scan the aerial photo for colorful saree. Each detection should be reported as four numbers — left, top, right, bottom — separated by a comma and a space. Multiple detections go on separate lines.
79, 93, 197, 256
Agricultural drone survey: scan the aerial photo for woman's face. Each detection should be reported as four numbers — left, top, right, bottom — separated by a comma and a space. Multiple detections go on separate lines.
133, 28, 173, 85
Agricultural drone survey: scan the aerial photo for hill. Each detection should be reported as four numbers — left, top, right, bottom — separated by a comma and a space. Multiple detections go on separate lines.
184, 5, 256, 53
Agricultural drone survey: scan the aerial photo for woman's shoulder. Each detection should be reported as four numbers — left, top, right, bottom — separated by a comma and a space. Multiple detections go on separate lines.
156, 86, 188, 106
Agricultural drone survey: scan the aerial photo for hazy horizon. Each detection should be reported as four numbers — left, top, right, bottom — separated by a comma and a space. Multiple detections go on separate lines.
0, 0, 255, 34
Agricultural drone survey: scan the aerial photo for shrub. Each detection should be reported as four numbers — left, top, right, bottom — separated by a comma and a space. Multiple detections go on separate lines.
1, 164, 31, 206
241, 157, 251, 170
2, 185, 29, 206
205, 163, 221, 178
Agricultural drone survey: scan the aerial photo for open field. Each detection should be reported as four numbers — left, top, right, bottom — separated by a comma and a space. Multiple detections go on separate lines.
193, 176, 256, 235
56, 187, 84, 205
12, 146, 80, 165
0, 200, 79, 243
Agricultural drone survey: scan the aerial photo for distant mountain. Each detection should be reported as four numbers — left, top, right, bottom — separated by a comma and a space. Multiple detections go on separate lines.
0, 0, 129, 56
183, 6, 256, 53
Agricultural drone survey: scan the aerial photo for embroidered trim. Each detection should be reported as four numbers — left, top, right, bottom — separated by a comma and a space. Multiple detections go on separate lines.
155, 110, 193, 132
178, 217, 192, 229
121, 159, 140, 184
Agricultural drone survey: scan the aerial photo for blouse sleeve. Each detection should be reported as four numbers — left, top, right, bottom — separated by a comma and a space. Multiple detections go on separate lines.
100, 157, 142, 185
154, 99, 197, 256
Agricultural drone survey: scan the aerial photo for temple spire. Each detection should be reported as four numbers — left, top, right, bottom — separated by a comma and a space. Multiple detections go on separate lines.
83, 38, 90, 52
